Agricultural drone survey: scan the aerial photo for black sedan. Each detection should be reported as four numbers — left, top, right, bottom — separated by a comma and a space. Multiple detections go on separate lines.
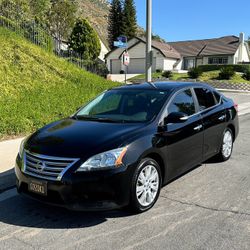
15, 82, 239, 213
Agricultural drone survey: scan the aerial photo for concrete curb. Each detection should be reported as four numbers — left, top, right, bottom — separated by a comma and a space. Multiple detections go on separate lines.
217, 88, 250, 94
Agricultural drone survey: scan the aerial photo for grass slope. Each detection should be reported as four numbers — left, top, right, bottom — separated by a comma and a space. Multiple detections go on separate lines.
0, 27, 119, 140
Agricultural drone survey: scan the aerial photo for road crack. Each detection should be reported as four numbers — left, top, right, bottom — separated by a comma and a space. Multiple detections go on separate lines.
160, 195, 250, 217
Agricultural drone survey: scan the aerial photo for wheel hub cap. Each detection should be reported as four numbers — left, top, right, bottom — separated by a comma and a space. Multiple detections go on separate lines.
222, 131, 233, 158
136, 165, 159, 207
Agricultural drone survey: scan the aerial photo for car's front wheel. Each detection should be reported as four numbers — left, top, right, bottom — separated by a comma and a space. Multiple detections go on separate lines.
129, 158, 162, 213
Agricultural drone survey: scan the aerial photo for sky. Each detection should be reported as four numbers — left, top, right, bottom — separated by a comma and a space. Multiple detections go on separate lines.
133, 0, 250, 42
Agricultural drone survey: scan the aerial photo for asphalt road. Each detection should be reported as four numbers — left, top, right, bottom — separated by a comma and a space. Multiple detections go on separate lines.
0, 114, 249, 250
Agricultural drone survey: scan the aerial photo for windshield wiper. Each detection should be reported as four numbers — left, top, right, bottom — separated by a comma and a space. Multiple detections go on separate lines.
74, 115, 125, 123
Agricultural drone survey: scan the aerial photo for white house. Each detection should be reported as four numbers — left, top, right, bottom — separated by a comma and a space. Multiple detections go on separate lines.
105, 37, 181, 74
106, 33, 250, 74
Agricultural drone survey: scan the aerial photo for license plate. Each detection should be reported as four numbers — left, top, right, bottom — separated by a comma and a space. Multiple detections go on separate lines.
28, 180, 47, 196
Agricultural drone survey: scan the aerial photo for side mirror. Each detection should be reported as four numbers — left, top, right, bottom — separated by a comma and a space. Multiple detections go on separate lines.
164, 112, 189, 124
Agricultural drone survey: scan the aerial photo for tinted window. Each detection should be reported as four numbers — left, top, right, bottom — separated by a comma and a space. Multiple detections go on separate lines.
194, 88, 216, 111
76, 90, 170, 123
168, 89, 195, 116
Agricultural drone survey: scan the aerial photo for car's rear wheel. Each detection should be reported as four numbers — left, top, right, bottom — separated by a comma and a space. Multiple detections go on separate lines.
217, 128, 234, 161
129, 158, 162, 213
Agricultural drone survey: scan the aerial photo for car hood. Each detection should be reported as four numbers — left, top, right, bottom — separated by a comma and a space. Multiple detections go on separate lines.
25, 118, 147, 159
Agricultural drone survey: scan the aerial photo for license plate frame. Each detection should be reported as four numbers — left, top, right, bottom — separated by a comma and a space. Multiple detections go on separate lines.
28, 180, 47, 196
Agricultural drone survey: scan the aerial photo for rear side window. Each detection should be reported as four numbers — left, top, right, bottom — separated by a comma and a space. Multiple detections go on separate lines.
194, 88, 216, 111
168, 89, 195, 116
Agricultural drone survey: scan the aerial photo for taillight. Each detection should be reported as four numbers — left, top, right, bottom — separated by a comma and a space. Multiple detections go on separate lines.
234, 103, 238, 112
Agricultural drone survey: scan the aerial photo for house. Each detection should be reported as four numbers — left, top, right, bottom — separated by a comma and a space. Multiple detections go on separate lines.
105, 37, 181, 74
169, 33, 250, 70
57, 38, 109, 62
105, 33, 250, 74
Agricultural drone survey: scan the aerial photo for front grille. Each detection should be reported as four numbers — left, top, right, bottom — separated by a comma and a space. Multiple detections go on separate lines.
23, 151, 79, 181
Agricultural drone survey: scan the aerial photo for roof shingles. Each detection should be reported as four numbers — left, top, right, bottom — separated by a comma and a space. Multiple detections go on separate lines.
169, 36, 240, 57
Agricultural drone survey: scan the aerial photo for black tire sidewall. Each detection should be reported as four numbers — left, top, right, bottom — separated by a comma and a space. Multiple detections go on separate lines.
130, 158, 162, 213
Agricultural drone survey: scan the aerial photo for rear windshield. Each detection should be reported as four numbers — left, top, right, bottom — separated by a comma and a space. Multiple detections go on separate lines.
75, 89, 170, 123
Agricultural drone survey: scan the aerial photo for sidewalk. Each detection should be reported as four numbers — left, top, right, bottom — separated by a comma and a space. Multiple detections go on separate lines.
0, 137, 23, 175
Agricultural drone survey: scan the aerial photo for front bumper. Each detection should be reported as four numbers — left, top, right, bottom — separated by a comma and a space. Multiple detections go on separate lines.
15, 156, 135, 211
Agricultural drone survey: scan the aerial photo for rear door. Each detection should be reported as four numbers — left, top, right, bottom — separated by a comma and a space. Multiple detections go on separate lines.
193, 88, 226, 160
159, 88, 204, 180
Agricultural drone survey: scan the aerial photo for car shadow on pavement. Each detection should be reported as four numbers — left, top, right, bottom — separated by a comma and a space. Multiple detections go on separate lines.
0, 193, 134, 229
0, 168, 16, 192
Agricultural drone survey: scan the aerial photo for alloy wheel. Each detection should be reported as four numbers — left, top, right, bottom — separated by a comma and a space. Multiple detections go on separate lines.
222, 130, 233, 158
136, 165, 159, 207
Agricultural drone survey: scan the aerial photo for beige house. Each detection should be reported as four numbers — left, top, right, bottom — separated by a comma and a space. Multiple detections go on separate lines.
105, 37, 181, 74
106, 33, 250, 74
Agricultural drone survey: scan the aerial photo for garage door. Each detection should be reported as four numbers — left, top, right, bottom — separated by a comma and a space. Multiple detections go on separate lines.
111, 59, 121, 74
127, 58, 156, 74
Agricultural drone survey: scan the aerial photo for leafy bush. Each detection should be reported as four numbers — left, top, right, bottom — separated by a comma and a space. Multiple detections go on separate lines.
198, 64, 250, 73
243, 70, 250, 80
219, 66, 235, 80
69, 18, 101, 60
120, 70, 125, 74
162, 70, 172, 78
188, 67, 202, 79
156, 69, 162, 73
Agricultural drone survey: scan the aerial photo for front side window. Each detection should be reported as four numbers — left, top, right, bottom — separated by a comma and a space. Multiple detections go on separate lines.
76, 89, 170, 123
194, 88, 216, 111
168, 89, 195, 116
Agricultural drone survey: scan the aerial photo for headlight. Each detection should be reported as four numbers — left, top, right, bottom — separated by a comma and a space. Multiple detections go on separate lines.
77, 147, 128, 172
18, 138, 25, 158
18, 135, 30, 158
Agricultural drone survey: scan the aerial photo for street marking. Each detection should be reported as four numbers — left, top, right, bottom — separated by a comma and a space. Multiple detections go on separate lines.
0, 188, 17, 202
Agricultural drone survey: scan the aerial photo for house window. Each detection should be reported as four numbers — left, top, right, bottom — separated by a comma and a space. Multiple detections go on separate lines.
184, 58, 195, 69
208, 57, 228, 65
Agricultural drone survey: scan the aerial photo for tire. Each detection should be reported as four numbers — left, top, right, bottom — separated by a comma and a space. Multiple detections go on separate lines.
217, 128, 234, 162
129, 158, 162, 213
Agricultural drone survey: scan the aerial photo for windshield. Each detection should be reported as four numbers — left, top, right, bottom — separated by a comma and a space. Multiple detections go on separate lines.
75, 89, 170, 123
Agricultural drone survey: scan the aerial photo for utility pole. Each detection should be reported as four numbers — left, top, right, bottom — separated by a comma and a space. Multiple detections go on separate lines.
146, 0, 152, 82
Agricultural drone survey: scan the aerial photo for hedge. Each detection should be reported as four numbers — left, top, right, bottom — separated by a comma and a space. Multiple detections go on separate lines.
198, 64, 250, 73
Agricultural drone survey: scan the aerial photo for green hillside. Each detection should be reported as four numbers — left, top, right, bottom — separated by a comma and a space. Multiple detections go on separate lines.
0, 27, 119, 140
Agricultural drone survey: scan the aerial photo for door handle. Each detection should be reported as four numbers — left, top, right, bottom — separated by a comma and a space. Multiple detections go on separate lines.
194, 125, 203, 131
218, 115, 226, 121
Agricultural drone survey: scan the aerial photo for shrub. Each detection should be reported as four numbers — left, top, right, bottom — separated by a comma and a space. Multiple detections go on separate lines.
156, 69, 162, 73
243, 70, 250, 80
69, 18, 101, 60
120, 70, 125, 74
219, 66, 235, 80
188, 67, 202, 79
162, 70, 172, 78
198, 64, 250, 73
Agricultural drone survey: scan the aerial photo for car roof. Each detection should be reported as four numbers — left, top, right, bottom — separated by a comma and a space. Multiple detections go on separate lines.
112, 82, 213, 91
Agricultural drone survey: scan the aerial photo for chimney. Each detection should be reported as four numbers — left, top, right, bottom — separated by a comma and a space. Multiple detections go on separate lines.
239, 32, 245, 43
238, 32, 245, 63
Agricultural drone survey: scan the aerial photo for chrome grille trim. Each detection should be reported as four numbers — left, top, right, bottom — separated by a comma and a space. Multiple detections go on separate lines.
23, 150, 79, 181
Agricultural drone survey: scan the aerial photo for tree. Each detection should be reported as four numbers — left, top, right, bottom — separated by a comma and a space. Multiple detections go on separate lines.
108, 0, 124, 48
29, 0, 51, 25
122, 0, 137, 40
0, 0, 31, 21
69, 18, 101, 60
47, 0, 77, 50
